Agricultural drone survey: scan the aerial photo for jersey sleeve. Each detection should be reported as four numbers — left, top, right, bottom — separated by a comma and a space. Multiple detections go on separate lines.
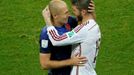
47, 24, 86, 46
39, 27, 52, 53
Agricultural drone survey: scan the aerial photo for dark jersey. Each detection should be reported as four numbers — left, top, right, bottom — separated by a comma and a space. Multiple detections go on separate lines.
39, 16, 77, 75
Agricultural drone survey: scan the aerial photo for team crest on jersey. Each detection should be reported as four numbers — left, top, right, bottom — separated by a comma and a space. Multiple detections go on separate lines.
67, 30, 75, 38
41, 40, 48, 48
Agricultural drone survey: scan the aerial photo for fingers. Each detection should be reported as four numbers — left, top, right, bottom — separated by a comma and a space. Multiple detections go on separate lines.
42, 5, 50, 16
42, 7, 51, 19
78, 56, 86, 59
77, 62, 85, 66
42, 5, 53, 26
77, 56, 87, 66
88, 7, 95, 12
71, 55, 87, 66
44, 5, 49, 11
90, 0, 94, 4
78, 57, 87, 62
89, 3, 95, 7
77, 61, 87, 66
88, 7, 95, 10
88, 1, 95, 13
74, 53, 80, 57
42, 5, 48, 13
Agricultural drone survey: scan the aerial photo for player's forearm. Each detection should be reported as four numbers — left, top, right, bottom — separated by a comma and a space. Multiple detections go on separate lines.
50, 38, 82, 46
44, 17, 53, 26
42, 5, 53, 26
41, 59, 72, 69
47, 27, 83, 46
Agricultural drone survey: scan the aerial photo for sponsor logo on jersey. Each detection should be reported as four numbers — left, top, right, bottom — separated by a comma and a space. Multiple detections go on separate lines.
67, 30, 75, 38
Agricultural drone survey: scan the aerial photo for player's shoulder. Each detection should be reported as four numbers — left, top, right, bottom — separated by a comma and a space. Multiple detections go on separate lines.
86, 19, 101, 33
68, 16, 77, 23
41, 26, 54, 34
85, 19, 97, 27
41, 26, 47, 33
40, 26, 49, 39
46, 26, 55, 31
68, 16, 78, 28
69, 16, 77, 20
88, 19, 100, 28
88, 19, 96, 25
82, 19, 97, 31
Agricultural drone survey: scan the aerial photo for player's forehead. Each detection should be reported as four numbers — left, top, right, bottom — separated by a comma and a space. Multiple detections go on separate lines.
55, 1, 68, 11
58, 3, 69, 14
59, 1, 68, 9
53, 0, 67, 7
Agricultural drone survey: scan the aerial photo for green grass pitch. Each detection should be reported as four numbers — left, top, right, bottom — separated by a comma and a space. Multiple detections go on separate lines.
0, 0, 134, 75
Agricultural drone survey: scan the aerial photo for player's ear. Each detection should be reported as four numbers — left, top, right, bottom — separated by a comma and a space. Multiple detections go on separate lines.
81, 9, 87, 15
53, 14, 58, 19
81, 10, 84, 15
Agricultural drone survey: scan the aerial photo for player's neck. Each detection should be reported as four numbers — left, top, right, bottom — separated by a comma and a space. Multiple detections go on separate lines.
53, 21, 63, 27
82, 14, 93, 23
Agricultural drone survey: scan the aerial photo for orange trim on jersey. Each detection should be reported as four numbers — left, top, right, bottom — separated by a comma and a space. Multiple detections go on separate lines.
65, 23, 71, 31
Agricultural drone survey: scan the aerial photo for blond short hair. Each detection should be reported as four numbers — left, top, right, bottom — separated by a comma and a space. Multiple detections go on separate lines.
49, 0, 67, 16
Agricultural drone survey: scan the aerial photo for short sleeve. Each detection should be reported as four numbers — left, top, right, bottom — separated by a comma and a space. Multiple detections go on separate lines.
39, 27, 52, 53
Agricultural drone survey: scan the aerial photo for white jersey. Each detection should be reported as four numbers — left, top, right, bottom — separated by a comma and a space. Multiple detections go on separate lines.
47, 19, 101, 75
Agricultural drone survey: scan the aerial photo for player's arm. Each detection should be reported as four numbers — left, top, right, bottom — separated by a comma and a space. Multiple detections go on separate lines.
47, 25, 86, 46
40, 53, 87, 69
39, 27, 87, 69
42, 5, 53, 26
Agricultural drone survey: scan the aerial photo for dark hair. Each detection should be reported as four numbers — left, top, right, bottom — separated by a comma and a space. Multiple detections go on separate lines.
71, 0, 79, 5
71, 0, 90, 11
